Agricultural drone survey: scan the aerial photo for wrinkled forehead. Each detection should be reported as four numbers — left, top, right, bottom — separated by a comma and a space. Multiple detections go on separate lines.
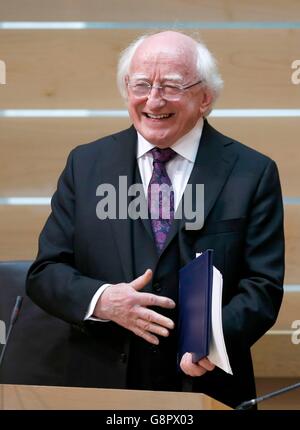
129, 42, 198, 79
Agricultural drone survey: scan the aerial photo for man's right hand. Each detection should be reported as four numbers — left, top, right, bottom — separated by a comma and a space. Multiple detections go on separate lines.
93, 269, 175, 345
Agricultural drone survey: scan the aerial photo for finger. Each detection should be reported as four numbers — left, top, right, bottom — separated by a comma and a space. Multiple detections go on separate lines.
180, 353, 207, 377
131, 269, 153, 291
137, 291, 176, 309
137, 307, 175, 330
136, 318, 170, 337
132, 326, 160, 345
197, 357, 215, 371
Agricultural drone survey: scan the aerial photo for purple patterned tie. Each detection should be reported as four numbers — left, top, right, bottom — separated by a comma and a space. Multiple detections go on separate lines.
148, 147, 177, 251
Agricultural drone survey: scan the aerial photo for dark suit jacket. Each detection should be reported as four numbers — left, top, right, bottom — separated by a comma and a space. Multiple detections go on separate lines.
26, 121, 284, 407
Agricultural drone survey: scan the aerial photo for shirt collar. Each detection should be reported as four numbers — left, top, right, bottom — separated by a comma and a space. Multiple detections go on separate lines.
137, 117, 204, 162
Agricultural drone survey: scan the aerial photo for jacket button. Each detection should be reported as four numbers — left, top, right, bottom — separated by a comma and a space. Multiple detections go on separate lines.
120, 353, 127, 363
153, 282, 162, 292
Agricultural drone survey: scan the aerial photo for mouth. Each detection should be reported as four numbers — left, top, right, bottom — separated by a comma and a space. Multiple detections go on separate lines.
143, 113, 175, 120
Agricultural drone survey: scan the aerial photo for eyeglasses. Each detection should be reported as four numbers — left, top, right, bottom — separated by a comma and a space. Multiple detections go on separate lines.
127, 80, 203, 101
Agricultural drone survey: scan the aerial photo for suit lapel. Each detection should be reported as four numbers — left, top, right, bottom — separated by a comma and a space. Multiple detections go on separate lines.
163, 120, 238, 251
97, 126, 137, 283
98, 126, 157, 282
133, 163, 159, 275
186, 120, 238, 223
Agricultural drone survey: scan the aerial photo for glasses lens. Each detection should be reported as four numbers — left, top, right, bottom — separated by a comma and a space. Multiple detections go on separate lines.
162, 85, 182, 100
128, 82, 183, 100
130, 83, 150, 97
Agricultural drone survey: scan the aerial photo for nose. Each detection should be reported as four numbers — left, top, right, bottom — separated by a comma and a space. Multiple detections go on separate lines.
146, 87, 166, 109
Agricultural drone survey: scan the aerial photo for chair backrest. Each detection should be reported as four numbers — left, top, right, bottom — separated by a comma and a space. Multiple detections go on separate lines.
0, 261, 69, 385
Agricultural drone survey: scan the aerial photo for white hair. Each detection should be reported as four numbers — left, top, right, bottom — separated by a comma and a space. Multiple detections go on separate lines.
116, 32, 223, 116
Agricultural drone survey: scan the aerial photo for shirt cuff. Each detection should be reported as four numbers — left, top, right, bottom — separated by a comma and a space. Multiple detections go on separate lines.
84, 283, 111, 322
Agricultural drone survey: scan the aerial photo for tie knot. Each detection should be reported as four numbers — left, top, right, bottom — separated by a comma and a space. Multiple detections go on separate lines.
150, 147, 176, 164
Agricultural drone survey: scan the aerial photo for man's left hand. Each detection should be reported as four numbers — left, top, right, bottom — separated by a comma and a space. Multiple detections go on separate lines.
180, 352, 215, 377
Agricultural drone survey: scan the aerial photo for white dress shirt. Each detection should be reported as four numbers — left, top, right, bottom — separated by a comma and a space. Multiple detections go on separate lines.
85, 118, 204, 320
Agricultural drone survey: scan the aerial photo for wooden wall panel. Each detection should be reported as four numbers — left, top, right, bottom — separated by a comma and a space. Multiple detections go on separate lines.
252, 334, 300, 377
0, 205, 50, 260
1, 0, 299, 21
285, 205, 300, 285
256, 378, 300, 410
0, 117, 299, 196
0, 118, 131, 196
0, 29, 299, 108
274, 291, 300, 330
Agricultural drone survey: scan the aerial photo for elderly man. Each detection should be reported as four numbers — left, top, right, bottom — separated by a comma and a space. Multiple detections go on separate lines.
26, 31, 284, 408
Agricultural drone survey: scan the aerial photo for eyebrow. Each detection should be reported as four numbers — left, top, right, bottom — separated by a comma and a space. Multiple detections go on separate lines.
130, 73, 148, 80
163, 74, 183, 82
130, 73, 184, 82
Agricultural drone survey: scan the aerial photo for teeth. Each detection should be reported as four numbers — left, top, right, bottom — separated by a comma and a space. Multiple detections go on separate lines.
146, 113, 171, 119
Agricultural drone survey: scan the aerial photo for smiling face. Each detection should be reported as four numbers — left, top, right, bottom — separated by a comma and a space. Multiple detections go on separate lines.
126, 32, 212, 148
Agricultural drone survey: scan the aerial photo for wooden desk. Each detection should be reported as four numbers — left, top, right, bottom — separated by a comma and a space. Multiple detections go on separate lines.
0, 384, 230, 410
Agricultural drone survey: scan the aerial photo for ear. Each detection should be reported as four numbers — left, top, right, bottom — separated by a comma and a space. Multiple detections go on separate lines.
199, 89, 213, 117
124, 75, 130, 100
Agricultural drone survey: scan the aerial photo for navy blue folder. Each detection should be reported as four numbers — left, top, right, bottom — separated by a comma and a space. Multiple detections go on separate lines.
178, 249, 213, 364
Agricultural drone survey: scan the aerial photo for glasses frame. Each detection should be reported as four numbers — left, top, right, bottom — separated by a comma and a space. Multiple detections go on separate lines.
127, 79, 203, 100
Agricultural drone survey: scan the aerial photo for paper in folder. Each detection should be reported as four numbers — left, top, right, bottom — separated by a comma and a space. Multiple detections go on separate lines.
178, 249, 232, 374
